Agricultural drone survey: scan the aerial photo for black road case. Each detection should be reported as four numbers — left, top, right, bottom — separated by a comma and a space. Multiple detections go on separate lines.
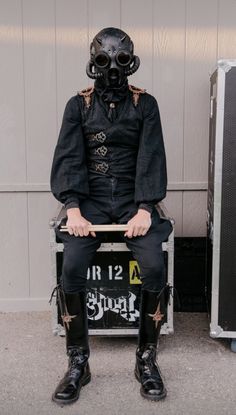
49, 203, 174, 336
207, 60, 236, 349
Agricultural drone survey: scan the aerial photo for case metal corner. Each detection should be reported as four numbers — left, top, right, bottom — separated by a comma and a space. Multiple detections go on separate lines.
218, 60, 232, 73
210, 323, 223, 338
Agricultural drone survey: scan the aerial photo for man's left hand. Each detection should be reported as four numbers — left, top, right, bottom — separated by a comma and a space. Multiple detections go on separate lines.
124, 209, 152, 238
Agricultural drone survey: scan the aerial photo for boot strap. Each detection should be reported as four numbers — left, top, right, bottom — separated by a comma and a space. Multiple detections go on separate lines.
49, 284, 78, 330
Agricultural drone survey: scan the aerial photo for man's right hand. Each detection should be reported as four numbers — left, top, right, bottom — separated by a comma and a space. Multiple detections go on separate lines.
66, 208, 96, 237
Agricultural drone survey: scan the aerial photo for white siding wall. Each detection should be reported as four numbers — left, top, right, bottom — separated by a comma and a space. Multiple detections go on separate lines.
1, 0, 236, 310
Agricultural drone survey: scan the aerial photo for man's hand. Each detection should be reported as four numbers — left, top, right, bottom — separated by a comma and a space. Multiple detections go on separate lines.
124, 209, 152, 238
66, 208, 96, 237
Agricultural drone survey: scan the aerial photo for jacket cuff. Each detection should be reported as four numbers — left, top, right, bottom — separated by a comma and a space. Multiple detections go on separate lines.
138, 203, 155, 214
64, 200, 80, 210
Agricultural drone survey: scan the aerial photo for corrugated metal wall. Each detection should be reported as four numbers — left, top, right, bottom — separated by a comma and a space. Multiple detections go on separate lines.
1, 0, 236, 311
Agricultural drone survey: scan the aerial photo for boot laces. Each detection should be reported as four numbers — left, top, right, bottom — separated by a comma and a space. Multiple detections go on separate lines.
69, 349, 88, 366
67, 349, 88, 377
140, 346, 163, 383
142, 345, 156, 365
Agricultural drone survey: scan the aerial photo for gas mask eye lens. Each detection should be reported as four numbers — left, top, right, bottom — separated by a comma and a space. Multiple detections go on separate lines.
116, 51, 131, 66
94, 53, 110, 68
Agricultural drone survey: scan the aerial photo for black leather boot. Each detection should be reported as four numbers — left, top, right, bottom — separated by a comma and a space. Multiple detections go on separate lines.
52, 287, 91, 405
135, 285, 170, 401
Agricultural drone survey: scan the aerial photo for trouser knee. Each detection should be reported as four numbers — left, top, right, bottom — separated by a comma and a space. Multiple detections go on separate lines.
61, 255, 89, 293
140, 254, 166, 291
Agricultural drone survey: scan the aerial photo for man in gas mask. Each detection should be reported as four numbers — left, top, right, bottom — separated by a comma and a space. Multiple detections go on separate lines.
50, 27, 172, 405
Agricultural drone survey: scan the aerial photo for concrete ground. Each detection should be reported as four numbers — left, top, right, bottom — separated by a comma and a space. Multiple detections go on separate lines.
0, 312, 236, 415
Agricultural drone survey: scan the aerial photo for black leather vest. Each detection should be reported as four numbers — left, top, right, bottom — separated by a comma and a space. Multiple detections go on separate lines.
80, 91, 143, 179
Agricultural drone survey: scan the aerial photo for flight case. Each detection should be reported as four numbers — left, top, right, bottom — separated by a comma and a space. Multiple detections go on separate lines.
49, 203, 174, 336
207, 60, 236, 350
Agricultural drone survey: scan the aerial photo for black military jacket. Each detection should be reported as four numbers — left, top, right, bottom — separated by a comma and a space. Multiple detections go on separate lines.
50, 87, 167, 210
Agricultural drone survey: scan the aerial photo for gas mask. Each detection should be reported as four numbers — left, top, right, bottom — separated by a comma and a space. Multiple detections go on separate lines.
86, 27, 140, 88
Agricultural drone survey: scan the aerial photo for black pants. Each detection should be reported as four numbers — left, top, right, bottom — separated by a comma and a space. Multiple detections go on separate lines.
56, 174, 172, 293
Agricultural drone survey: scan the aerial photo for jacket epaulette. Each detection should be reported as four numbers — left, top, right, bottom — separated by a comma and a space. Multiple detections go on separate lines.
128, 85, 146, 106
78, 86, 94, 109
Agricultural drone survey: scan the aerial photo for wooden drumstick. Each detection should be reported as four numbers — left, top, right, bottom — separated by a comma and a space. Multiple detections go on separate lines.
60, 224, 129, 232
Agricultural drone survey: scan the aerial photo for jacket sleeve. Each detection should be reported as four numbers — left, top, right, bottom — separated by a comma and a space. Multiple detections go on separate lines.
50, 96, 89, 208
135, 94, 167, 206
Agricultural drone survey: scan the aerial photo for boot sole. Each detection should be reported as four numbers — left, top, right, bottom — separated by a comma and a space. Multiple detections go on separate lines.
134, 369, 167, 401
52, 373, 91, 406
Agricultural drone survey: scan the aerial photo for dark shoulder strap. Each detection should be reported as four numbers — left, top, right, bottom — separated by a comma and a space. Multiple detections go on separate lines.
128, 85, 146, 107
78, 86, 94, 109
